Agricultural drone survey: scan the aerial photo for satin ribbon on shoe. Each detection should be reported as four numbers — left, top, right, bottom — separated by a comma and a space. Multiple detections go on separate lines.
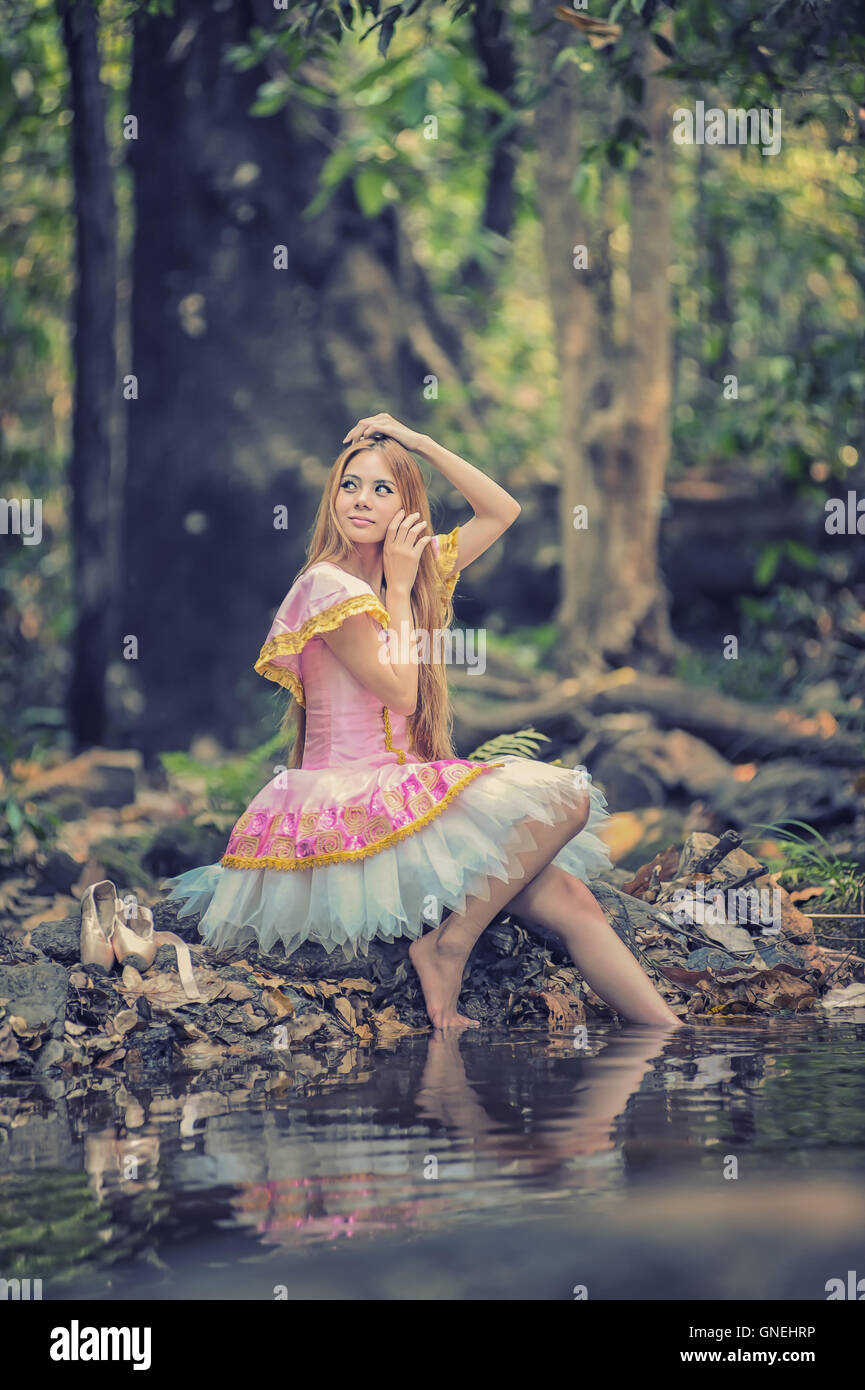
151, 930, 202, 1001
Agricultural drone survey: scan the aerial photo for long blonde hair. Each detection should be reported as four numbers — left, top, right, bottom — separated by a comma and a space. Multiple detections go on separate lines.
279, 438, 457, 768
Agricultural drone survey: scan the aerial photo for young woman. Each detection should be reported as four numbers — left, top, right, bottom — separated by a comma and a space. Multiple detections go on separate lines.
161, 413, 683, 1032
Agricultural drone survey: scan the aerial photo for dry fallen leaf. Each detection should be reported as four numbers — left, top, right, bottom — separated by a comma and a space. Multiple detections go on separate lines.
370, 1005, 416, 1040
95, 1047, 126, 1069
789, 886, 827, 904
262, 987, 294, 1019
179, 1040, 227, 1066
111, 1010, 139, 1036
0, 1025, 20, 1062
239, 1004, 269, 1033
250, 970, 295, 988
332, 996, 356, 1029
282, 1013, 328, 1045
117, 963, 223, 1011
536, 989, 583, 1030
218, 980, 255, 1002
603, 811, 670, 861
181, 1021, 210, 1040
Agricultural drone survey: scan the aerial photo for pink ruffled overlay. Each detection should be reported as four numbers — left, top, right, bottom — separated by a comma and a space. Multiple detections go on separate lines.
221, 758, 505, 869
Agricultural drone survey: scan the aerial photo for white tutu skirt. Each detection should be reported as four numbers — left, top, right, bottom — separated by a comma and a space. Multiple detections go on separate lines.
160, 755, 613, 962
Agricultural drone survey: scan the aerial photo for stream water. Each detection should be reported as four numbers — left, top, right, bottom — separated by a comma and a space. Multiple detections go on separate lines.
2, 1016, 864, 1301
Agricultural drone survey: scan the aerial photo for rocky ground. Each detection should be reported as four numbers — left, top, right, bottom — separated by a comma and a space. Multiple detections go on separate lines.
1, 826, 863, 1082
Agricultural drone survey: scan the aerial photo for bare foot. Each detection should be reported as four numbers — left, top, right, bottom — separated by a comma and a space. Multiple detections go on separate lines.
409, 931, 480, 1031
627, 1012, 689, 1030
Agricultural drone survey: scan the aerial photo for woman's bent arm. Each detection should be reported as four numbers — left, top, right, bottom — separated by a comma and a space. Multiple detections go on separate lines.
320, 585, 419, 715
414, 434, 520, 571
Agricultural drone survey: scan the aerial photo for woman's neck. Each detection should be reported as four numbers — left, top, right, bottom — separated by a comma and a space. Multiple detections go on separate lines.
339, 544, 385, 596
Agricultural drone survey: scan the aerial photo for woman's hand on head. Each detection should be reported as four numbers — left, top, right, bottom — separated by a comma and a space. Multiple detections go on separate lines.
342, 412, 426, 454
383, 509, 433, 593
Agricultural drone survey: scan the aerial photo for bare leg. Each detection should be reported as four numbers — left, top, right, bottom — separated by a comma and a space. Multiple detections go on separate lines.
409, 794, 592, 1030
410, 795, 683, 1030
508, 866, 683, 1028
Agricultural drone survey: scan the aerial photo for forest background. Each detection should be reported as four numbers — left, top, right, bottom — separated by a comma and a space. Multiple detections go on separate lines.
1, 0, 864, 915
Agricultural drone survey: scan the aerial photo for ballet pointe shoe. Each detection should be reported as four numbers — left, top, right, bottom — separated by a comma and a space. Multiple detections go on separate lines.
113, 903, 202, 1002
112, 902, 158, 974
79, 879, 122, 976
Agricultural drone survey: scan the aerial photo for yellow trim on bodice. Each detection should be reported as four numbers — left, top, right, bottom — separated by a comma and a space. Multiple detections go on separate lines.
382, 706, 407, 764
436, 524, 461, 602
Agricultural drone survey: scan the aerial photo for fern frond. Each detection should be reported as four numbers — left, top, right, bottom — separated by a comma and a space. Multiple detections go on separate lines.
467, 727, 551, 762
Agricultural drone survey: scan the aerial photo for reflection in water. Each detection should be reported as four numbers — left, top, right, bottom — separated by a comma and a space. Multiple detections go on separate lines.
1, 1016, 864, 1297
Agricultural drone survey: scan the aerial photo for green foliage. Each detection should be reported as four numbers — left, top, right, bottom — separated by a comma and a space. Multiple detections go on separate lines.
673, 645, 787, 705
0, 787, 61, 868
743, 819, 865, 917
676, 583, 865, 718
158, 731, 291, 814
4, 0, 865, 765
0, 733, 61, 867
670, 125, 864, 484
486, 624, 559, 672
753, 538, 818, 589
0, 1168, 171, 1288
667, 0, 865, 133
466, 726, 551, 762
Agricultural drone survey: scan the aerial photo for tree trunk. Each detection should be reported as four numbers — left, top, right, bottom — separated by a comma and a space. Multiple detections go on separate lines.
530, 10, 680, 672
124, 0, 469, 761
58, 0, 119, 749
599, 26, 678, 666
529, 1, 610, 672
460, 0, 521, 304
697, 118, 733, 377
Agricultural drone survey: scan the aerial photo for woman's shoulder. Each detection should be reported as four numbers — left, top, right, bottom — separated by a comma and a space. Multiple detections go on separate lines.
254, 561, 390, 698
276, 562, 388, 634
304, 559, 371, 590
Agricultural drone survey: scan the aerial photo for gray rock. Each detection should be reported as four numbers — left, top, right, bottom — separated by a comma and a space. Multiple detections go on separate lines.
0, 960, 67, 1072
29, 914, 82, 966
609, 727, 734, 798
124, 1025, 175, 1072
710, 759, 856, 831
587, 750, 666, 811
754, 940, 813, 970
686, 946, 751, 973
575, 724, 734, 810
33, 851, 82, 896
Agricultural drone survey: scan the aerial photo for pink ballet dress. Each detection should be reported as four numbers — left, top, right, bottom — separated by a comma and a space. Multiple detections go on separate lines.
161, 527, 613, 961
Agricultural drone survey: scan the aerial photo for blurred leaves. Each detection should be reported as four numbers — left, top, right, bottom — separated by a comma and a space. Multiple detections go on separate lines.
159, 732, 290, 814
3, 0, 864, 766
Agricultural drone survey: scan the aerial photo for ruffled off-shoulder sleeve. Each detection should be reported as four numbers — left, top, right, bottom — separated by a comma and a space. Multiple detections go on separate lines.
254, 564, 390, 707
432, 525, 461, 606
